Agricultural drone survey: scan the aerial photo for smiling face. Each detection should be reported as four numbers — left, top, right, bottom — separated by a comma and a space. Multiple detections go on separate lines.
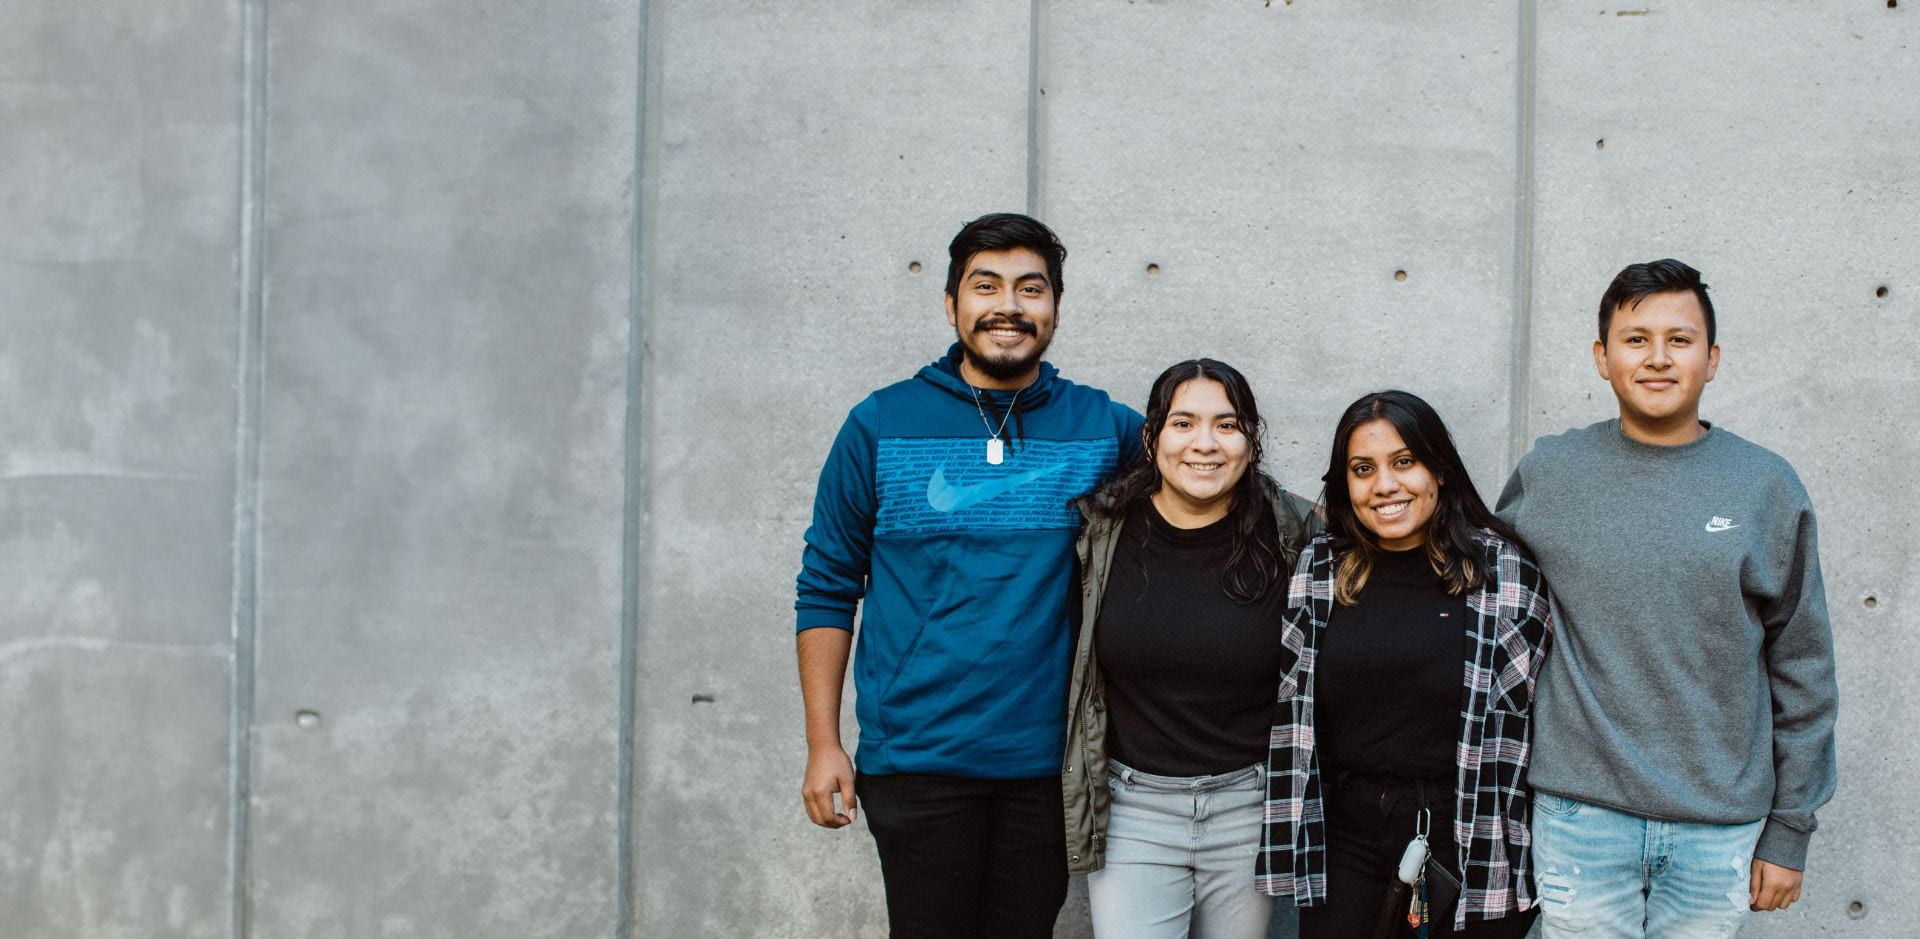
943, 247, 1058, 390
1344, 418, 1440, 551
1593, 289, 1721, 445
1150, 378, 1251, 527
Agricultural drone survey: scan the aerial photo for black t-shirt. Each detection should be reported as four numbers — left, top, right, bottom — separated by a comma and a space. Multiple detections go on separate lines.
1095, 500, 1288, 777
1316, 546, 1468, 779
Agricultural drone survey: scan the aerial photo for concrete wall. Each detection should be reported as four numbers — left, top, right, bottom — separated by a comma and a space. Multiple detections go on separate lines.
2, 2, 242, 936
0, 2, 1910, 937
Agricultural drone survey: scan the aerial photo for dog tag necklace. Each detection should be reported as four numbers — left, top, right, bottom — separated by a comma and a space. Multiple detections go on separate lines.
971, 384, 1023, 465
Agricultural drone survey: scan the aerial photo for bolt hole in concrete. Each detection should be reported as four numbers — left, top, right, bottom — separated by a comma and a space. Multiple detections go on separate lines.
1876, 285, 1889, 298
909, 260, 923, 274
295, 710, 321, 729
1146, 263, 1161, 277
1849, 900, 1867, 919
1865, 596, 1878, 609
1596, 138, 1606, 150
1394, 270, 1408, 283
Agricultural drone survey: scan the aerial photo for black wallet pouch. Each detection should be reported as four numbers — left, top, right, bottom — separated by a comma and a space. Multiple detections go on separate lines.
1424, 855, 1463, 924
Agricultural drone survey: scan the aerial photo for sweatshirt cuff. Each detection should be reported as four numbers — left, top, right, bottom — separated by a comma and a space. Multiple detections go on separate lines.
795, 611, 855, 634
1754, 818, 1810, 871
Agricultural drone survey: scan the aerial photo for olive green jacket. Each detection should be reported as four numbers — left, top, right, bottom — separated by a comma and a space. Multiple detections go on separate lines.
1060, 482, 1320, 874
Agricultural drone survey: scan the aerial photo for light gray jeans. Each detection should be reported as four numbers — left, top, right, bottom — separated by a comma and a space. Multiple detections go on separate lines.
1086, 760, 1273, 939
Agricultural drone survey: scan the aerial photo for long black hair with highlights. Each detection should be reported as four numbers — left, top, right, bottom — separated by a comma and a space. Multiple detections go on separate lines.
1321, 390, 1527, 605
1077, 359, 1285, 604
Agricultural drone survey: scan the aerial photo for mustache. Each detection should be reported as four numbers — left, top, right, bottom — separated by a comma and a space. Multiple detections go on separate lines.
972, 318, 1037, 336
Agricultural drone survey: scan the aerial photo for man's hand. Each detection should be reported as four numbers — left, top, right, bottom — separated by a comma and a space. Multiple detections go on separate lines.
1749, 858, 1802, 911
802, 746, 858, 828
796, 628, 857, 828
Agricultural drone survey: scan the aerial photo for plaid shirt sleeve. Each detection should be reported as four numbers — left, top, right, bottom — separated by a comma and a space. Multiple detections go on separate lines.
1452, 534, 1555, 929
1256, 531, 1556, 933
1256, 537, 1332, 901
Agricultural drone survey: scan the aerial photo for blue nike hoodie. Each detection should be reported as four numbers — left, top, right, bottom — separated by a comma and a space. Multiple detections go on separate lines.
796, 345, 1143, 778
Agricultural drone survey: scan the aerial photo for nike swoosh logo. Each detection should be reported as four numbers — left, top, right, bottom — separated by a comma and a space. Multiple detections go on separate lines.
1704, 522, 1740, 532
926, 462, 1071, 513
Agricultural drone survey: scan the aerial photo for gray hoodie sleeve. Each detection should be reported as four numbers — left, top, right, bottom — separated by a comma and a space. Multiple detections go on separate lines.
1751, 490, 1839, 870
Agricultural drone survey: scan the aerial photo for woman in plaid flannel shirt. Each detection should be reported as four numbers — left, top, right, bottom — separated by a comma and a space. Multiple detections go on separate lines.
1256, 390, 1553, 937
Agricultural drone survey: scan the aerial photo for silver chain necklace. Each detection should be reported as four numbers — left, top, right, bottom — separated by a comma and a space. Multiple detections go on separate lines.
970, 384, 1023, 465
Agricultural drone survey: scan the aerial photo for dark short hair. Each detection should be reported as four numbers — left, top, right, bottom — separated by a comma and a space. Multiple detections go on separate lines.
1321, 390, 1526, 604
1598, 258, 1716, 346
944, 213, 1066, 300
1078, 359, 1285, 604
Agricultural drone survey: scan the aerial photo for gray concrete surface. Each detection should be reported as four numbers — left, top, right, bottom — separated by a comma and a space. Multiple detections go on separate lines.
0, 1, 241, 936
0, 2, 1911, 937
245, 1, 637, 936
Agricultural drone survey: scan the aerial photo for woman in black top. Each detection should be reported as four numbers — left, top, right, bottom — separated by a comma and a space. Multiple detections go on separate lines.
1272, 390, 1550, 938
1061, 359, 1316, 938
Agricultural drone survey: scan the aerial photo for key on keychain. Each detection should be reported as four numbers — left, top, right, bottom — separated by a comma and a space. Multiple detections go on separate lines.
1400, 807, 1434, 937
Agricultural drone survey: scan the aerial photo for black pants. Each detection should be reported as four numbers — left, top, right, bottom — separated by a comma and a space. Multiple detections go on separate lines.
1298, 771, 1536, 939
857, 772, 1069, 939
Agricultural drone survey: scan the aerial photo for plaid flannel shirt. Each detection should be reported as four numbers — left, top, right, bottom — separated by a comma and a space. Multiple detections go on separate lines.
1255, 530, 1554, 931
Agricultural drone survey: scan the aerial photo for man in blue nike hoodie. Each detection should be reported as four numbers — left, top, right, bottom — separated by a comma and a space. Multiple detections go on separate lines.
796, 213, 1142, 937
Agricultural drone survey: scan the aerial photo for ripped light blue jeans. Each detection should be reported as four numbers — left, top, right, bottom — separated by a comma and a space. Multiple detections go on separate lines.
1530, 791, 1765, 938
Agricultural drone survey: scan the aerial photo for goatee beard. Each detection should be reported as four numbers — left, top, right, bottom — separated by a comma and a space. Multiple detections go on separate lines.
966, 348, 1045, 382
959, 324, 1049, 382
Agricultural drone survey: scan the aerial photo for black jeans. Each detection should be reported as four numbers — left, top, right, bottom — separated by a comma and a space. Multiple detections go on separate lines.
857, 772, 1068, 939
1298, 771, 1536, 939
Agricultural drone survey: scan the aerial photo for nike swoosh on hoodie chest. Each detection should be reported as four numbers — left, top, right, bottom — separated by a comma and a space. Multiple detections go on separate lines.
874, 437, 1116, 535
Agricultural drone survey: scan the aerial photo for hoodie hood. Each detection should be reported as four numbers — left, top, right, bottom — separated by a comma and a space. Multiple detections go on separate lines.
920, 343, 1058, 457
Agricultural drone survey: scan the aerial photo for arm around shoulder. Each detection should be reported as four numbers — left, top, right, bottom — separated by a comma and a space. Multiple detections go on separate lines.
1494, 460, 1526, 528
1114, 401, 1147, 466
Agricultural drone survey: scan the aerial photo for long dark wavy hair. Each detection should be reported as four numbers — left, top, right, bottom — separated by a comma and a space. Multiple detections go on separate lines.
1321, 390, 1527, 605
1078, 359, 1285, 604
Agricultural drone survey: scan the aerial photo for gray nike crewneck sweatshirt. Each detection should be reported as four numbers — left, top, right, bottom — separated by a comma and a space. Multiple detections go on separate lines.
1497, 419, 1838, 869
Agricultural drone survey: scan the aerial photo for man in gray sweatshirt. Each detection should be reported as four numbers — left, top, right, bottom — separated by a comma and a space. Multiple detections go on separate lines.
1497, 259, 1838, 937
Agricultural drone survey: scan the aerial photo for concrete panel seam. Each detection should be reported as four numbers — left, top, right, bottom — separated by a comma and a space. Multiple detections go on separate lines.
618, 1, 651, 936
226, 0, 270, 935
1505, 0, 1539, 474
1026, 0, 1045, 216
